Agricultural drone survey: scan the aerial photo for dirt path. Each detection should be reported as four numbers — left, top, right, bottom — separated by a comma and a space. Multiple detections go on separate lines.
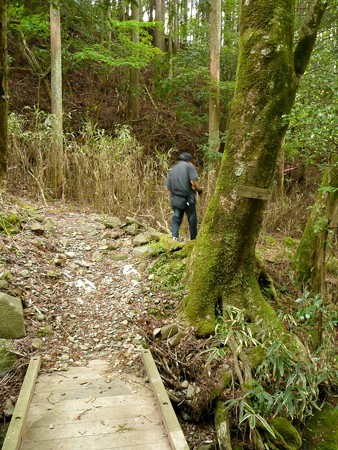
1, 195, 164, 374
1, 194, 215, 449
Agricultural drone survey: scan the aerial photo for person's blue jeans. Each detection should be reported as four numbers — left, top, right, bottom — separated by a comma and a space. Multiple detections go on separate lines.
172, 203, 197, 240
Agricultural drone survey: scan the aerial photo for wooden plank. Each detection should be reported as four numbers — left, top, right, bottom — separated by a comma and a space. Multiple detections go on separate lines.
30, 384, 133, 403
2, 356, 41, 450
237, 185, 271, 200
23, 416, 166, 442
21, 436, 170, 450
20, 359, 172, 450
141, 349, 189, 450
27, 403, 159, 425
29, 393, 148, 412
34, 376, 129, 393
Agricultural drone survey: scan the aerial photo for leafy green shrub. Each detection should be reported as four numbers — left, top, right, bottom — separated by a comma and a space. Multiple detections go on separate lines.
206, 306, 337, 439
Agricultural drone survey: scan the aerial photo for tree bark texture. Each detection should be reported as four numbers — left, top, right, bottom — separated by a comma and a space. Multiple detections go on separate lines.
0, 0, 8, 178
129, 0, 140, 120
154, 0, 164, 51
181, 0, 328, 336
50, 1, 64, 194
208, 0, 221, 154
293, 155, 338, 291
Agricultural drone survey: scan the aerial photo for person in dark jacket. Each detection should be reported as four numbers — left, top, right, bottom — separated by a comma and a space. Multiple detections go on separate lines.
166, 152, 203, 241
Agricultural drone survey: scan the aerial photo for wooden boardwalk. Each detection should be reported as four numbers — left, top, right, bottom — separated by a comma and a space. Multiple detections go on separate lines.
4, 356, 188, 450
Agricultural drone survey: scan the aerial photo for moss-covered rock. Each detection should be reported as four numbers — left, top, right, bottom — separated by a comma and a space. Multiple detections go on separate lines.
0, 293, 26, 339
0, 339, 19, 378
303, 404, 338, 450
267, 417, 302, 450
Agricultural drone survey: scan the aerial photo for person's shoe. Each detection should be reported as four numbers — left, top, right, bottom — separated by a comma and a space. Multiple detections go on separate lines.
173, 237, 179, 242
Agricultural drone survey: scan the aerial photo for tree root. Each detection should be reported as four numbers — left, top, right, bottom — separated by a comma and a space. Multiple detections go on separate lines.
214, 399, 232, 450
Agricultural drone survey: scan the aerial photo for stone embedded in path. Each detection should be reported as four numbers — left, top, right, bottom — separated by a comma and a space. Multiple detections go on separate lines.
133, 244, 163, 257
102, 216, 123, 229
0, 279, 9, 290
0, 339, 20, 378
29, 221, 46, 235
0, 293, 26, 339
125, 223, 139, 235
132, 230, 162, 247
160, 323, 179, 339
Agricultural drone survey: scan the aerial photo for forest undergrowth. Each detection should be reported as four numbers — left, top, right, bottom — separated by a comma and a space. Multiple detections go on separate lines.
2, 122, 337, 449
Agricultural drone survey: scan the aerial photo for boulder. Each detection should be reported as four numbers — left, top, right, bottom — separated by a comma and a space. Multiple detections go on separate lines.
132, 233, 151, 247
133, 244, 165, 257
0, 279, 9, 290
269, 416, 302, 450
125, 223, 139, 236
102, 216, 123, 229
160, 323, 179, 339
133, 230, 162, 247
303, 404, 338, 450
168, 331, 184, 347
0, 339, 19, 378
0, 293, 26, 339
29, 221, 46, 235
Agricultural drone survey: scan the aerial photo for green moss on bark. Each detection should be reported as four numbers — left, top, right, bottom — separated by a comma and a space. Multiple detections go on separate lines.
181, 0, 327, 343
293, 216, 318, 286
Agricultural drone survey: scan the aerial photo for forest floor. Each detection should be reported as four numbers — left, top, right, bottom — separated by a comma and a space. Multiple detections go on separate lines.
0, 190, 215, 449
1, 190, 337, 449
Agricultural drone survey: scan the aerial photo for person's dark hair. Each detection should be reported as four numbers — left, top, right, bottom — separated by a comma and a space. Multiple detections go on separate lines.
178, 152, 192, 161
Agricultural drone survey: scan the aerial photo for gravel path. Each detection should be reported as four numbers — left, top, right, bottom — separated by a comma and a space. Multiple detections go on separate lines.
1, 197, 167, 374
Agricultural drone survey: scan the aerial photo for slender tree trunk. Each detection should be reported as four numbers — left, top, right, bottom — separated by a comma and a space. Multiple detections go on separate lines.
275, 139, 285, 201
129, 0, 140, 120
0, 0, 8, 178
149, 0, 154, 22
118, 0, 126, 21
208, 0, 221, 154
154, 0, 164, 50
107, 0, 112, 47
293, 154, 338, 292
173, 0, 179, 53
50, 1, 64, 195
181, 0, 328, 336
180, 0, 188, 46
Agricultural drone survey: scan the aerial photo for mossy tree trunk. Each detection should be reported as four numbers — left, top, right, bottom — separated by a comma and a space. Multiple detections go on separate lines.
208, 0, 221, 154
0, 0, 8, 179
293, 155, 338, 293
181, 0, 328, 336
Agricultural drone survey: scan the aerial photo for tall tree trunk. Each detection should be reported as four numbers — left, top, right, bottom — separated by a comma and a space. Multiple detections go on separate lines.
129, 0, 140, 120
208, 0, 221, 154
154, 0, 164, 50
50, 0, 64, 195
0, 0, 8, 178
181, 0, 328, 336
293, 154, 338, 291
173, 0, 179, 53
180, 0, 188, 47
